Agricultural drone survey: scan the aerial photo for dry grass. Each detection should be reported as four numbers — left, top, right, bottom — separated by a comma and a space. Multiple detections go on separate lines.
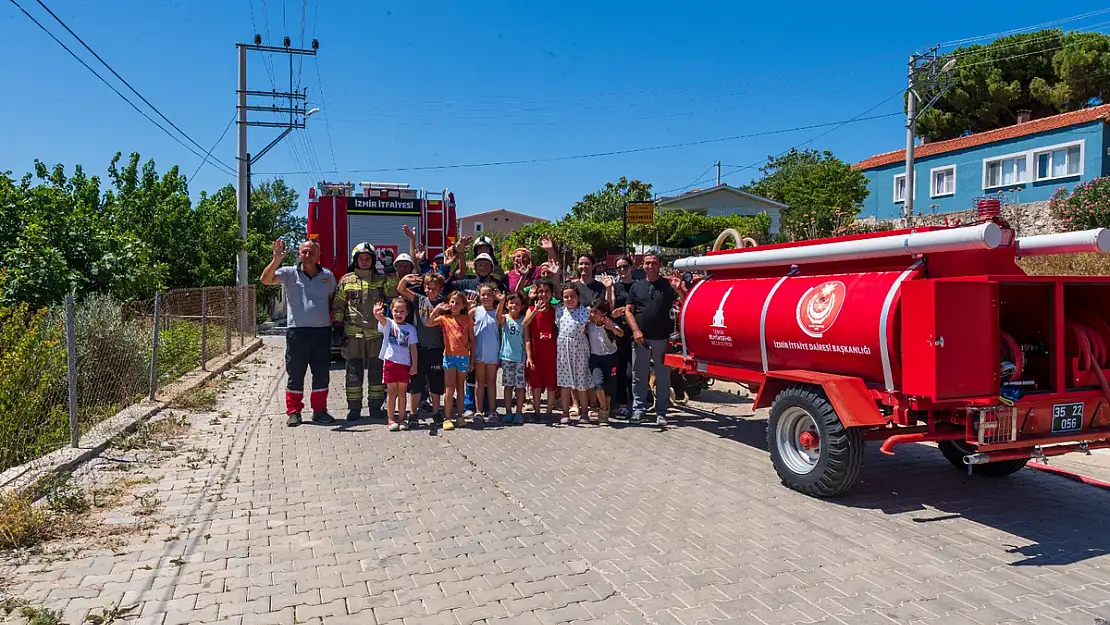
1019, 253, 1110, 276
113, 414, 190, 452
168, 383, 218, 411
0, 492, 55, 551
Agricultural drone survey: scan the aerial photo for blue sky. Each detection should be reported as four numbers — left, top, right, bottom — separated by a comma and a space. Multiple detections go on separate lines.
3, 0, 1109, 222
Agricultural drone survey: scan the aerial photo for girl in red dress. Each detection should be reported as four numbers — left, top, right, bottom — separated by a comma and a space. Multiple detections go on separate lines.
524, 279, 558, 420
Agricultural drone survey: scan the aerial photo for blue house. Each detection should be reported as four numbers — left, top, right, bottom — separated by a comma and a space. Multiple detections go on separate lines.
856, 104, 1110, 220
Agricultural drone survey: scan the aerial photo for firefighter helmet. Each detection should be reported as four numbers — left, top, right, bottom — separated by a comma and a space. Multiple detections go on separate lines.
349, 242, 376, 272
472, 235, 495, 256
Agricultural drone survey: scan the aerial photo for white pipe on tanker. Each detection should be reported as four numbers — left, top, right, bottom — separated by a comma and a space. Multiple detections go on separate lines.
1015, 228, 1110, 257
672, 222, 1003, 271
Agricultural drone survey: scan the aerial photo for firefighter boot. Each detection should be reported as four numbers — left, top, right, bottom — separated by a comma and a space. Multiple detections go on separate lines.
346, 400, 361, 422
367, 355, 386, 421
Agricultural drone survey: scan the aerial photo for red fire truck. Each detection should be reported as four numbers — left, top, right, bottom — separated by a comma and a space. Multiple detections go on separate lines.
306, 181, 458, 278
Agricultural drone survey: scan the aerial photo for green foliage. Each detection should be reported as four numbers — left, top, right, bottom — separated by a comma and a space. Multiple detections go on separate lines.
502, 207, 770, 263
0, 154, 304, 308
917, 30, 1110, 142
66, 293, 149, 414
567, 176, 653, 222
1050, 177, 1110, 230
743, 148, 868, 240
0, 305, 68, 470
157, 320, 203, 385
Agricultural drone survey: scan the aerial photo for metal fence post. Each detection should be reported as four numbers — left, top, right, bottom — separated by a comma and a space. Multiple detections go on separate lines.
200, 288, 208, 371
149, 292, 161, 401
66, 296, 79, 448
240, 285, 246, 347
224, 286, 232, 355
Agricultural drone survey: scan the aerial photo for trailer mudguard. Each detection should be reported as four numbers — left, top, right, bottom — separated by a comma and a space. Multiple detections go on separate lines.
753, 370, 887, 428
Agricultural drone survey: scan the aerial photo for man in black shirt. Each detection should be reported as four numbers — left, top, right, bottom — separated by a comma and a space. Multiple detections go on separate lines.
624, 252, 687, 427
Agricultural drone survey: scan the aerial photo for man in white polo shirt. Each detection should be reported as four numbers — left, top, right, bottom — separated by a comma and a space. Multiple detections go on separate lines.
262, 238, 337, 427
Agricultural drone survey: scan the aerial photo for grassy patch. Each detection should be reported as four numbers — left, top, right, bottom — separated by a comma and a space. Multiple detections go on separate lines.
84, 598, 138, 624
169, 383, 218, 412
132, 492, 161, 518
113, 414, 190, 452
0, 492, 56, 551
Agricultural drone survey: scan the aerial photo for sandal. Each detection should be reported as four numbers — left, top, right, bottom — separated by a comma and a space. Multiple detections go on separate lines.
588, 409, 599, 424
599, 410, 610, 426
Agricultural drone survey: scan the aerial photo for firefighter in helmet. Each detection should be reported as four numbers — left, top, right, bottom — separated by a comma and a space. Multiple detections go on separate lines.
470, 235, 506, 282
332, 242, 399, 421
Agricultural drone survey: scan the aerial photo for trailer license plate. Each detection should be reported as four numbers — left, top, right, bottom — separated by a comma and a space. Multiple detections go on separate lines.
1051, 402, 1084, 433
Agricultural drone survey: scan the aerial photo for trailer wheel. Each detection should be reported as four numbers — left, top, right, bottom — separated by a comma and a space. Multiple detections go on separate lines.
937, 440, 1029, 477
767, 385, 864, 498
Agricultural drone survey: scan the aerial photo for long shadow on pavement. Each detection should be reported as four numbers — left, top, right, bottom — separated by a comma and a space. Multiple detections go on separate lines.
674, 402, 1110, 568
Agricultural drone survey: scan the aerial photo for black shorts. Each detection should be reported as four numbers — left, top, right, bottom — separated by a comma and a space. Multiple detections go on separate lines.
411, 346, 445, 395
588, 353, 618, 397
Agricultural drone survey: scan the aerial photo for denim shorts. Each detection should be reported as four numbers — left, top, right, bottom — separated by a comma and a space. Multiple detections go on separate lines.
443, 354, 470, 371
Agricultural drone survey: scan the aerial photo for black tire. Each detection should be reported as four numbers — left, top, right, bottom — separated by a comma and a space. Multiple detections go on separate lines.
767, 384, 864, 498
937, 440, 1029, 477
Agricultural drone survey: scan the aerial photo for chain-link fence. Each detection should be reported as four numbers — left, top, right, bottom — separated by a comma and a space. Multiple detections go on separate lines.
0, 286, 256, 474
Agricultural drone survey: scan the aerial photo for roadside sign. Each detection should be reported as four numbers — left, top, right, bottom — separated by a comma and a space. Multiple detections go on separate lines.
627, 201, 655, 225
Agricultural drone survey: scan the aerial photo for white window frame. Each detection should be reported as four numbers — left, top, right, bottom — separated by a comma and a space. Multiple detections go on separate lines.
893, 173, 906, 203
981, 139, 1085, 189
1032, 140, 1084, 182
929, 165, 956, 197
982, 149, 1030, 189
474, 221, 484, 233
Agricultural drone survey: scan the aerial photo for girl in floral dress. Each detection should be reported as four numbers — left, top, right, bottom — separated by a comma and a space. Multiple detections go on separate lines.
555, 283, 592, 424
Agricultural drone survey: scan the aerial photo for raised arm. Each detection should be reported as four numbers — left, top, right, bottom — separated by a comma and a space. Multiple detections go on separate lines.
261, 239, 286, 286
397, 273, 420, 302
495, 290, 507, 326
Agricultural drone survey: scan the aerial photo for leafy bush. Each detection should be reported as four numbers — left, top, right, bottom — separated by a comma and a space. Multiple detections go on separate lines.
0, 293, 216, 472
157, 320, 202, 384
65, 293, 149, 416
1050, 178, 1110, 230
0, 305, 68, 470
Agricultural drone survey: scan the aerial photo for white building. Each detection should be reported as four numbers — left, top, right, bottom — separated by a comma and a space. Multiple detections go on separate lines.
655, 184, 786, 235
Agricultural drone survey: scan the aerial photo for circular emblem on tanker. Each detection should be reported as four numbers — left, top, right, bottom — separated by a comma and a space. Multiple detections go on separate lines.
796, 280, 847, 338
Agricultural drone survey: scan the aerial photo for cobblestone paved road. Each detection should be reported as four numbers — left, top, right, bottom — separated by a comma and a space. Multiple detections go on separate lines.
6, 336, 1110, 625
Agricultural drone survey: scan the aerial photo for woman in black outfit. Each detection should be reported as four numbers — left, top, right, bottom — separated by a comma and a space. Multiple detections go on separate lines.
610, 256, 637, 418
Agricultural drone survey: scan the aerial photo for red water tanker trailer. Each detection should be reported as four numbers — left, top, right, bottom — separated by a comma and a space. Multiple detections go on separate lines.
666, 210, 1110, 498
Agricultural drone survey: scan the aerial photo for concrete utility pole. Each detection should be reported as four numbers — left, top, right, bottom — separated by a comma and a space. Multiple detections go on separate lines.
903, 46, 957, 225
235, 35, 319, 287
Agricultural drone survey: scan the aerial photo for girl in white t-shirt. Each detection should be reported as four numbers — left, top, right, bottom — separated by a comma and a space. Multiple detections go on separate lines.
373, 299, 419, 431
587, 298, 623, 426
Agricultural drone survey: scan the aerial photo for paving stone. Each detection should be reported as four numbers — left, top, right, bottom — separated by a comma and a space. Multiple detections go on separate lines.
11, 342, 1110, 625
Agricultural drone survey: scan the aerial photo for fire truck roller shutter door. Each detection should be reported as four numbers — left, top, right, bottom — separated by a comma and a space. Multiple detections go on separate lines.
348, 214, 420, 262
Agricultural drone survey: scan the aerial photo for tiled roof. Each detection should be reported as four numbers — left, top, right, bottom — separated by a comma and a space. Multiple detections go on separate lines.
854, 104, 1110, 170
656, 184, 788, 209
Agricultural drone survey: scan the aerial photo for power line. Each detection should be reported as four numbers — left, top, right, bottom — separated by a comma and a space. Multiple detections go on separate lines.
658, 163, 718, 196
314, 58, 340, 173
255, 111, 902, 176
31, 0, 236, 174
190, 114, 237, 182
716, 88, 907, 188
8, 0, 236, 177
938, 7, 1110, 47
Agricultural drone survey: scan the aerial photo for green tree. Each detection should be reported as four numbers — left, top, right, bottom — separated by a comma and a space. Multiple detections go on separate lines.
567, 177, 654, 222
917, 30, 1110, 142
743, 148, 868, 240
0, 154, 305, 308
